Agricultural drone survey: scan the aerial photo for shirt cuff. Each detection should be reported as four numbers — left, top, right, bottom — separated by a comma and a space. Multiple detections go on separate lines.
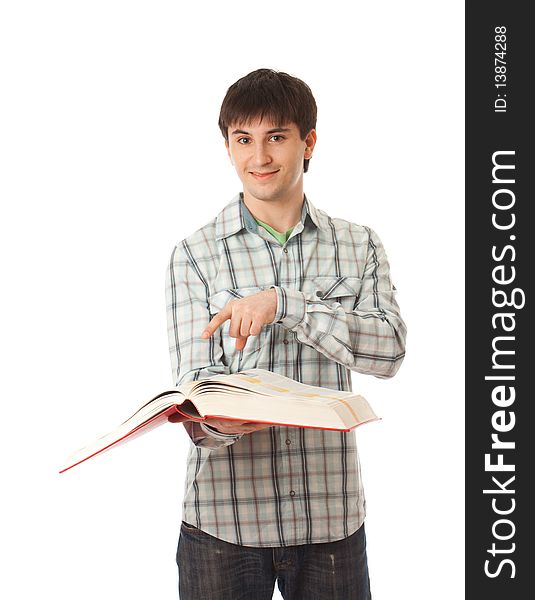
200, 421, 244, 441
270, 285, 306, 330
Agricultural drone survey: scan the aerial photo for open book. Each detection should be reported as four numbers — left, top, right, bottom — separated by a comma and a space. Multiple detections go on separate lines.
60, 368, 378, 473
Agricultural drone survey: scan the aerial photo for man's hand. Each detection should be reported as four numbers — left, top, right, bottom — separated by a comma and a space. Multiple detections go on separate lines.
201, 289, 277, 350
168, 414, 272, 435
203, 418, 273, 435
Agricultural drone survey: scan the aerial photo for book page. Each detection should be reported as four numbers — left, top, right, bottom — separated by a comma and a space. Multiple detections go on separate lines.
187, 368, 377, 430
190, 368, 356, 402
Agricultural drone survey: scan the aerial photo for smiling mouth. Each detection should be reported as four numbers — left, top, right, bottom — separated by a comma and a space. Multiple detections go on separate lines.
250, 170, 280, 180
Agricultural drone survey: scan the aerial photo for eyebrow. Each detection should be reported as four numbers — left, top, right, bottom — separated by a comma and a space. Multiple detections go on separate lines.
230, 127, 292, 136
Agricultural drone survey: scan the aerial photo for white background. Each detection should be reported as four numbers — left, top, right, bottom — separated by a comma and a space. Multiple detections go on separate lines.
1, 1, 464, 598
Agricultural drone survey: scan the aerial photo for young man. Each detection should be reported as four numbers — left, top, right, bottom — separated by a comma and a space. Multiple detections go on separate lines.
165, 69, 406, 599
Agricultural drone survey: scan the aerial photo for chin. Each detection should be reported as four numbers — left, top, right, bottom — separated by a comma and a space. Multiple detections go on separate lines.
247, 186, 286, 202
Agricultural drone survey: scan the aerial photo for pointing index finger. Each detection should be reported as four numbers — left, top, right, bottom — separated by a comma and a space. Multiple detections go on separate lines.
202, 306, 231, 338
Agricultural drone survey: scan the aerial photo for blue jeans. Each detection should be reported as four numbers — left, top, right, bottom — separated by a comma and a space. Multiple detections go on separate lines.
176, 521, 372, 599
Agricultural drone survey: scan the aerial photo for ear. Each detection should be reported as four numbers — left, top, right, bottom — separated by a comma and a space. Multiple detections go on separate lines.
304, 129, 317, 159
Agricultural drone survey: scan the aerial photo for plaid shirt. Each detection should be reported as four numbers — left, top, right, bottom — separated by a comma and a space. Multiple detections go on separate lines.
165, 193, 406, 547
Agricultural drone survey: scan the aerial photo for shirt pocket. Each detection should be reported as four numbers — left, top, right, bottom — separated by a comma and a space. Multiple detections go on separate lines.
208, 286, 269, 370
302, 276, 363, 310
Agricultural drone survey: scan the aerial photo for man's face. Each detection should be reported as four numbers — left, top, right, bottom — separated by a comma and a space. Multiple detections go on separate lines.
225, 118, 316, 203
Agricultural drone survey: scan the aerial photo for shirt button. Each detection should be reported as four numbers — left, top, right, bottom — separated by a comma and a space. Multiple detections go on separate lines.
283, 248, 288, 253
283, 339, 289, 345
289, 490, 296, 497
285, 439, 292, 445
316, 290, 323, 297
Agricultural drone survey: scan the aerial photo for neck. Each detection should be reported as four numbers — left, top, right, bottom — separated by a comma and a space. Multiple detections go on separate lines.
242, 187, 304, 232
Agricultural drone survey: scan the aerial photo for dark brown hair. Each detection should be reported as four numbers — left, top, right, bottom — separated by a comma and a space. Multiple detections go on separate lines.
218, 68, 317, 173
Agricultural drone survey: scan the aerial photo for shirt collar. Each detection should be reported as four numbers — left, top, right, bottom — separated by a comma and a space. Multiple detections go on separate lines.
215, 192, 328, 240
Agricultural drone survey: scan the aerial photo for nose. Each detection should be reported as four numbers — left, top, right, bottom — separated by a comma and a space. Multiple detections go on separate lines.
251, 141, 272, 168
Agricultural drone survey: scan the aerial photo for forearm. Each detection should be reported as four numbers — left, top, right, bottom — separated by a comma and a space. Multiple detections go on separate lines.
166, 244, 243, 449
270, 228, 407, 379
271, 285, 406, 378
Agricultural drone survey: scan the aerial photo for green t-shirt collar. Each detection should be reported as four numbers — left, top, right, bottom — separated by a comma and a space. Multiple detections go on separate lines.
254, 217, 294, 245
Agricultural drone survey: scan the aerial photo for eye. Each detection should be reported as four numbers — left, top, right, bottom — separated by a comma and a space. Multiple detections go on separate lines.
270, 135, 285, 142
237, 137, 251, 145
